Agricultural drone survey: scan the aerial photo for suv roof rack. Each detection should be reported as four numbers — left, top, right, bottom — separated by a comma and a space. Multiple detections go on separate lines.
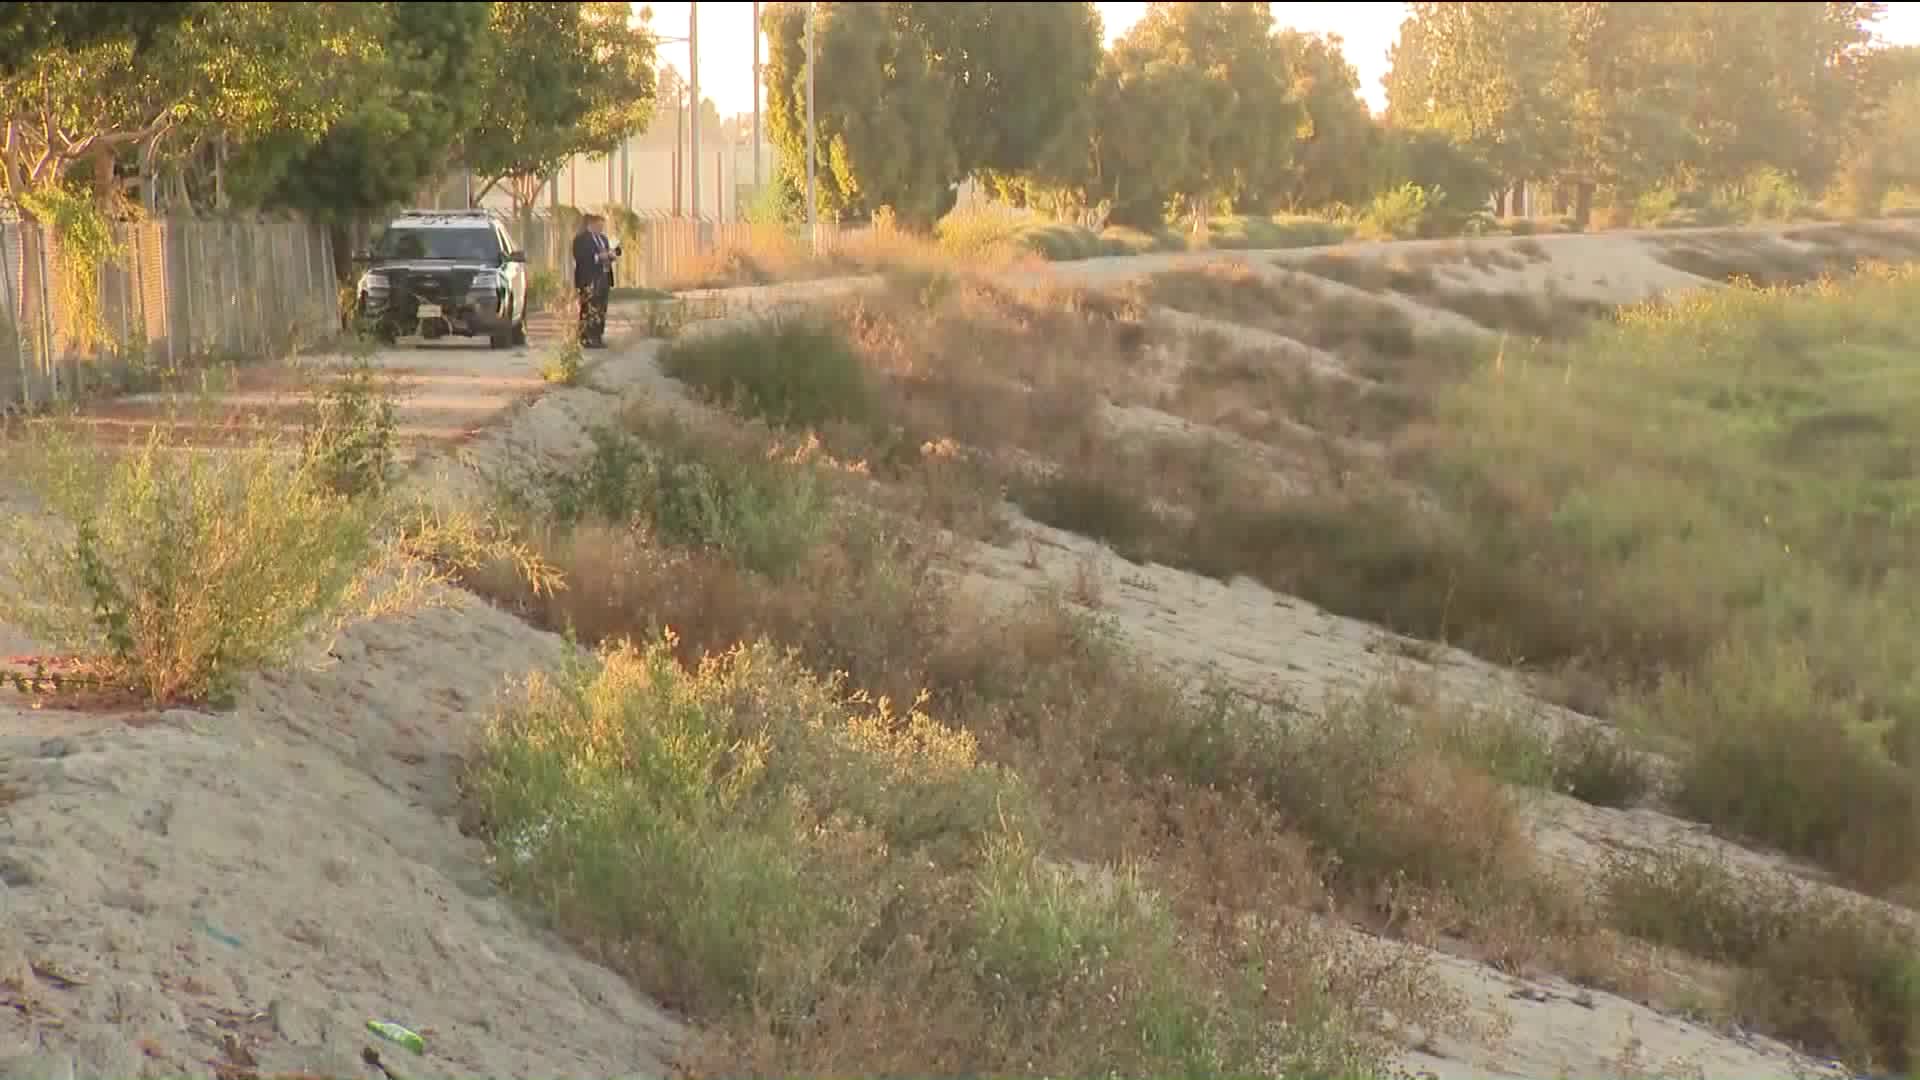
399, 208, 495, 217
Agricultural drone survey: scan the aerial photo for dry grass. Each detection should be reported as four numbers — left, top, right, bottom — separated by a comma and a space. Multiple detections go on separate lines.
1422, 287, 1613, 340
1603, 850, 1919, 1071
1291, 246, 1602, 340
1142, 262, 1484, 381
466, 252, 1920, 1075
459, 406, 1519, 1077
1656, 226, 1920, 287
662, 225, 1037, 291
1132, 258, 1920, 904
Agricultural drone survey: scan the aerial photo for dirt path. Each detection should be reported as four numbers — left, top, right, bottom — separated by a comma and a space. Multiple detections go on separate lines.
0, 331, 687, 1080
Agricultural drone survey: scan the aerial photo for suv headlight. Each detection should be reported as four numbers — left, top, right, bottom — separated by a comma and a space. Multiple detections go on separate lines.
359, 271, 390, 295
470, 270, 505, 291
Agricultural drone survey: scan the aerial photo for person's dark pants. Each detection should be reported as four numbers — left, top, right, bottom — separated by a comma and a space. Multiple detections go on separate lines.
592, 278, 612, 343
576, 286, 606, 345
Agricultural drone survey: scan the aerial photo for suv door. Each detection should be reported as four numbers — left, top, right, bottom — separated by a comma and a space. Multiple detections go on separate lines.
496, 222, 526, 317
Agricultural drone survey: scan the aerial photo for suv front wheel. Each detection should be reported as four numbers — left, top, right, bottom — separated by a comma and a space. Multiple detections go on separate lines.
488, 297, 521, 350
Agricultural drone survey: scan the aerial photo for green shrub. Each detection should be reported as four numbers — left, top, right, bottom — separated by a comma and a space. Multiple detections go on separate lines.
470, 638, 1016, 1018
302, 349, 398, 498
1207, 214, 1352, 250
538, 337, 584, 386
1357, 183, 1435, 241
1726, 167, 1812, 223
1604, 850, 1920, 1072
525, 267, 566, 314
514, 421, 832, 579
1637, 641, 1919, 891
0, 424, 380, 703
660, 316, 877, 433
934, 208, 1028, 260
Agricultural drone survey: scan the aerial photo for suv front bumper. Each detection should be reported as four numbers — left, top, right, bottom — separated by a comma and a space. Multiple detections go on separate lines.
359, 284, 513, 334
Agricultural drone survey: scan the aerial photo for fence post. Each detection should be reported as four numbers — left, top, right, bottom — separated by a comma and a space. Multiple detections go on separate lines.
300, 226, 314, 327
161, 223, 176, 371
116, 225, 132, 391
35, 231, 56, 403
183, 223, 198, 362
2, 226, 21, 410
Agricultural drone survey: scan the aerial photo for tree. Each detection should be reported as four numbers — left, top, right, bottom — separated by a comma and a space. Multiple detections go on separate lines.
763, 2, 959, 225
1273, 30, 1376, 209
1371, 123, 1498, 215
1071, 2, 1304, 227
1558, 3, 1697, 203
0, 3, 198, 78
230, 2, 491, 224
465, 1, 659, 217
1384, 2, 1578, 198
1385, 1, 1889, 219
762, 2, 1097, 226
0, 3, 386, 213
1672, 1, 1884, 191
897, 2, 1102, 178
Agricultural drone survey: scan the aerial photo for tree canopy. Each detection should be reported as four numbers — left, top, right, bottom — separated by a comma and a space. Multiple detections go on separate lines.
466, 1, 659, 214
762, 0, 1100, 225
0, 3, 199, 78
0, 2, 387, 208
229, 2, 492, 221
1, 0, 1910, 237
1385, 1, 1890, 216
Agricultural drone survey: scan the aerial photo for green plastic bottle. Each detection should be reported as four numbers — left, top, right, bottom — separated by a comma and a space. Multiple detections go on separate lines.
366, 1020, 426, 1055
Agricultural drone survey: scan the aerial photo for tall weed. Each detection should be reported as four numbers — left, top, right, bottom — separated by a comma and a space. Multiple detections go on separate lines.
0, 424, 379, 702
661, 316, 877, 433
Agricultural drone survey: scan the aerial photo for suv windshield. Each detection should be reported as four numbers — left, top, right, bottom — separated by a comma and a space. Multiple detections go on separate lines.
375, 226, 500, 262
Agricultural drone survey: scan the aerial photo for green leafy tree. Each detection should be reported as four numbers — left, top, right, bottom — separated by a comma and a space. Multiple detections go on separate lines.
1072, 2, 1304, 227
763, 2, 959, 225
1831, 73, 1920, 213
1078, 46, 1215, 227
1371, 122, 1498, 214
1558, 2, 1697, 205
0, 2, 385, 212
1384, 1, 1578, 199
0, 3, 198, 78
897, 2, 1102, 178
1387, 1, 1887, 219
763, 2, 1097, 226
231, 2, 491, 225
1673, 1, 1883, 191
1273, 30, 1376, 209
465, 1, 659, 217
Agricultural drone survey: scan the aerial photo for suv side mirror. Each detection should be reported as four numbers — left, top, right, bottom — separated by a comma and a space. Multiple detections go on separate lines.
505, 250, 526, 264
350, 250, 373, 263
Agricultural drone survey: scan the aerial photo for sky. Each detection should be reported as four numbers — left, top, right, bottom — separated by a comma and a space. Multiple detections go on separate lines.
640, 1, 1920, 121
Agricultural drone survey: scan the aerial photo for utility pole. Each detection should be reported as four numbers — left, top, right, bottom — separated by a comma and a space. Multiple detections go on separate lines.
689, 1, 701, 226
751, 0, 762, 190
805, 1, 817, 249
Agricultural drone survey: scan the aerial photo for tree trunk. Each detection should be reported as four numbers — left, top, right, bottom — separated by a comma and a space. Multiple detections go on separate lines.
327, 223, 355, 285
90, 151, 117, 203
1573, 180, 1595, 229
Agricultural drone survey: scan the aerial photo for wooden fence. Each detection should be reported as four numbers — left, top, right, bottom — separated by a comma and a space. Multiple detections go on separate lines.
0, 219, 337, 409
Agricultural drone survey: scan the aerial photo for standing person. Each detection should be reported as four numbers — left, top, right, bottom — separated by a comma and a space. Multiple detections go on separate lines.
590, 216, 615, 346
570, 213, 608, 348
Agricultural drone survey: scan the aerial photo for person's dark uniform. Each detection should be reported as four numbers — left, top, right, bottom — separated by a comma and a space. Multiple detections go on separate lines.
593, 231, 616, 342
570, 218, 607, 348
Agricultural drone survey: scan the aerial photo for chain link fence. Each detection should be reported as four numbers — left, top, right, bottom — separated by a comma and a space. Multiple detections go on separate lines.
0, 219, 338, 411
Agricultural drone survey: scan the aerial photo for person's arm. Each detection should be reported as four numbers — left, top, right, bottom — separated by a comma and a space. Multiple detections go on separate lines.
572, 233, 595, 283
